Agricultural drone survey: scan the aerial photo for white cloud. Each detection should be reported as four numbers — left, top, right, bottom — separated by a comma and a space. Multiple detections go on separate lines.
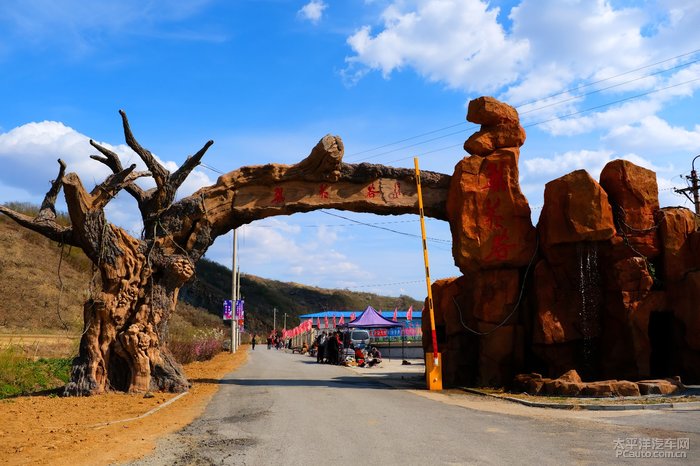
604, 115, 700, 156
345, 0, 700, 128
524, 149, 615, 180
230, 219, 373, 286
344, 0, 529, 92
0, 120, 213, 225
298, 1, 328, 24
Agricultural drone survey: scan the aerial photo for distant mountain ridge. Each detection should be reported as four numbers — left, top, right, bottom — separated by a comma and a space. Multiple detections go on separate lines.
180, 258, 423, 333
0, 209, 422, 334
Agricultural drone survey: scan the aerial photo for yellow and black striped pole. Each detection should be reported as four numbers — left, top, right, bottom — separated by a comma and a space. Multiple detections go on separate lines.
414, 157, 442, 390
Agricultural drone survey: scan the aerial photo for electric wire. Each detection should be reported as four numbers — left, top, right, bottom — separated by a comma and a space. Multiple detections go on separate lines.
319, 210, 451, 244
513, 47, 700, 108
517, 56, 700, 117
347, 49, 700, 162
383, 75, 700, 164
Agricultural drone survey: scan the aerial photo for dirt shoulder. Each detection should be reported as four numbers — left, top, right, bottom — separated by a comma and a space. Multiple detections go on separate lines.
2, 348, 248, 466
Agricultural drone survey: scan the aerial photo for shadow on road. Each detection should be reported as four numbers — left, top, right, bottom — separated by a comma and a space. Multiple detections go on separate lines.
190, 375, 401, 390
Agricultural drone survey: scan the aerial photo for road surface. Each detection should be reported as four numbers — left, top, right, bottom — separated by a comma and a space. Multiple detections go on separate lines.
131, 348, 700, 465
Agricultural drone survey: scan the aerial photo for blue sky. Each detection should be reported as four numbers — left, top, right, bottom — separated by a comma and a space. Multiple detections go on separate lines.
1, 0, 699, 301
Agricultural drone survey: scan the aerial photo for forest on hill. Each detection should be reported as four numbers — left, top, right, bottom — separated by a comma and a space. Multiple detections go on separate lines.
0, 203, 422, 335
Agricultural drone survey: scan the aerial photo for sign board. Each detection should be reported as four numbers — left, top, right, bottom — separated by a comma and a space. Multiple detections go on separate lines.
235, 299, 245, 331
223, 300, 233, 320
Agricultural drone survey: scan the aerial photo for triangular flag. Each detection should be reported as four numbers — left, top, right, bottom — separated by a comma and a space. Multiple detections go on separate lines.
324, 314, 329, 328
350, 312, 356, 321
333, 314, 337, 327
406, 305, 413, 321
392, 307, 398, 322
338, 315, 345, 325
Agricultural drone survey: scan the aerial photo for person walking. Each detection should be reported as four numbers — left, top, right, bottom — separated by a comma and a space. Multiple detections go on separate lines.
251, 334, 257, 350
316, 332, 327, 363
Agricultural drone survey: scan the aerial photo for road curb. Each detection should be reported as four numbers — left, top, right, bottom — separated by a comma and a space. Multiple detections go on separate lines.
459, 388, 700, 411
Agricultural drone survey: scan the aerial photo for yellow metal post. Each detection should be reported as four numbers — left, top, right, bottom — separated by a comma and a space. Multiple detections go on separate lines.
414, 157, 442, 391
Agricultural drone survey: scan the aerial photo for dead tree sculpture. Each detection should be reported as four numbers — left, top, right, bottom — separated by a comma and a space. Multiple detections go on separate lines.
0, 111, 451, 395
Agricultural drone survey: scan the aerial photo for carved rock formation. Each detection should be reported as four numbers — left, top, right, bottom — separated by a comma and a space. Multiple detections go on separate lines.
426, 95, 700, 391
600, 160, 660, 258
448, 98, 536, 274
538, 169, 615, 248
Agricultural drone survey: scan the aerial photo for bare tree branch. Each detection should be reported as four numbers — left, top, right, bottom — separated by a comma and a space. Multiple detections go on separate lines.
90, 164, 151, 210
89, 140, 123, 172
119, 110, 169, 187
37, 159, 67, 222
285, 134, 343, 182
0, 206, 75, 245
170, 140, 214, 189
90, 140, 147, 203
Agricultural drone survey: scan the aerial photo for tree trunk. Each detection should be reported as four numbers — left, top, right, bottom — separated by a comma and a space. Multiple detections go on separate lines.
63, 226, 194, 395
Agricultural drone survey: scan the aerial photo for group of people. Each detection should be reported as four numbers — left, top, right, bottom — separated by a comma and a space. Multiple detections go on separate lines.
254, 334, 291, 350
313, 331, 382, 367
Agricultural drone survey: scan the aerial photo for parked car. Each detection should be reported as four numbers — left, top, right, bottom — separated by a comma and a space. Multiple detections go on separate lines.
349, 329, 370, 349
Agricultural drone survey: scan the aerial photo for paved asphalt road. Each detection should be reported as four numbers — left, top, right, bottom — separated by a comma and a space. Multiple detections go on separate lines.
130, 349, 700, 465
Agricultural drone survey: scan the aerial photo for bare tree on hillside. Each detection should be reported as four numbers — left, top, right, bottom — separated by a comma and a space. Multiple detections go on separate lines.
0, 111, 450, 395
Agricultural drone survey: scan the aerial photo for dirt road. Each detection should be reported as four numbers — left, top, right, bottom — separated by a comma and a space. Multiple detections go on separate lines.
2, 349, 248, 466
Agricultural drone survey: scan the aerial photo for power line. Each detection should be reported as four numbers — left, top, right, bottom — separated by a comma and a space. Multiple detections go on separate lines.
345, 121, 467, 160
251, 218, 421, 228
518, 56, 700, 117
343, 277, 454, 290
366, 66, 700, 163
200, 163, 225, 174
383, 75, 700, 163
319, 210, 451, 244
514, 47, 700, 108
349, 126, 474, 162
348, 48, 700, 161
522, 76, 700, 130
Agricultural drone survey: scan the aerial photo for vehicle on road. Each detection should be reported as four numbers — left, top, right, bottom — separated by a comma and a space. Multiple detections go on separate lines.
349, 329, 370, 348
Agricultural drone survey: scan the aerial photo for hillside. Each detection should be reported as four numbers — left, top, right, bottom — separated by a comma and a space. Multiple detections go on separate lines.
180, 258, 423, 334
0, 209, 423, 335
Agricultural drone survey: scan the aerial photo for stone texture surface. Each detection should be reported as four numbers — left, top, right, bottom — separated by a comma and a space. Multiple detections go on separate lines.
423, 95, 700, 392
657, 208, 698, 282
636, 377, 684, 395
464, 125, 526, 157
538, 169, 616, 248
447, 148, 535, 272
600, 159, 660, 258
511, 370, 681, 397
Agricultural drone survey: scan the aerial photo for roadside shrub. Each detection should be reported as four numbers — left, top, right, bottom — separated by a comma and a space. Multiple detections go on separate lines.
169, 328, 225, 364
0, 346, 71, 398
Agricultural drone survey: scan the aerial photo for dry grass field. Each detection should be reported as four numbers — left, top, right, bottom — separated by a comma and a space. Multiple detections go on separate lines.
1, 349, 248, 466
0, 215, 90, 334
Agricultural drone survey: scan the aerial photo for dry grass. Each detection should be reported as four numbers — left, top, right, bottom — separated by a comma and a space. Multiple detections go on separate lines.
0, 217, 90, 333
1, 349, 249, 466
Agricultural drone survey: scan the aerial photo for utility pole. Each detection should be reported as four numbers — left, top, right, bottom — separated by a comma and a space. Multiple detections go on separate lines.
236, 265, 241, 349
230, 229, 238, 354
675, 155, 700, 216
283, 312, 288, 330
273, 307, 277, 333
